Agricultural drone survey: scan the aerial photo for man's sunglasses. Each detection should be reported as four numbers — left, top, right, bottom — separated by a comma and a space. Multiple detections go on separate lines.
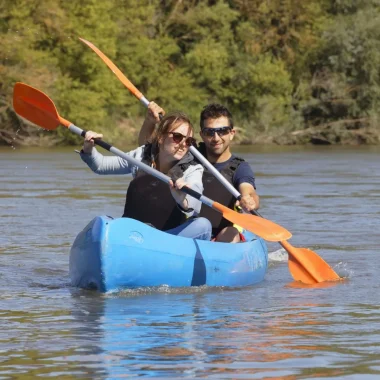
168, 132, 197, 147
201, 126, 232, 137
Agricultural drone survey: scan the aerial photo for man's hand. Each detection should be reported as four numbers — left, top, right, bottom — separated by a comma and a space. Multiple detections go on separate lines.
236, 183, 260, 213
236, 194, 257, 213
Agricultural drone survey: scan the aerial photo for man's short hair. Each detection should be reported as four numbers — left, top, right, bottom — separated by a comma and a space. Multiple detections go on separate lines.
200, 104, 234, 130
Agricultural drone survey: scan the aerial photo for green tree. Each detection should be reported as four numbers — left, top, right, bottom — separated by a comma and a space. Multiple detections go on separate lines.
1, 0, 379, 146
231, 0, 329, 81
113, 0, 209, 124
305, 2, 380, 132
0, 0, 63, 145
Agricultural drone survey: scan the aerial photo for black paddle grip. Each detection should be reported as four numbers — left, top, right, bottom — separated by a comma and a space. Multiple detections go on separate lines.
80, 129, 113, 151
94, 138, 112, 151
181, 186, 201, 200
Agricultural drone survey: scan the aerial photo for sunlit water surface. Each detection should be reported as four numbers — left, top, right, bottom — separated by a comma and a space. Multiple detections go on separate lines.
1, 145, 379, 379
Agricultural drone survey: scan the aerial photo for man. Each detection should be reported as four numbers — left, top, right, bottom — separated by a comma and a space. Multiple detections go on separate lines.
138, 103, 259, 243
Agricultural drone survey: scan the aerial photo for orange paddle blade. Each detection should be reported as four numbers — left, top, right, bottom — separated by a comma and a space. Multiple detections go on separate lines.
281, 240, 341, 283
288, 254, 318, 284
13, 83, 61, 130
212, 202, 292, 242
79, 38, 144, 101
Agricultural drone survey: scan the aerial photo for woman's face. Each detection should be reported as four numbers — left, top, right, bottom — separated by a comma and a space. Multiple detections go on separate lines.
159, 122, 193, 162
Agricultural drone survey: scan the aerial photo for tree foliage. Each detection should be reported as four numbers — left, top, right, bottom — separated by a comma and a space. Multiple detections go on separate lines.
1, 0, 380, 146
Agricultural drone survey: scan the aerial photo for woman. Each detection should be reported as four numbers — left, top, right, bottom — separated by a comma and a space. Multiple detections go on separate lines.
80, 112, 212, 241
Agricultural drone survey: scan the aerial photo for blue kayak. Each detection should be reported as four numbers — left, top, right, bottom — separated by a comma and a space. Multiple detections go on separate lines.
69, 216, 268, 292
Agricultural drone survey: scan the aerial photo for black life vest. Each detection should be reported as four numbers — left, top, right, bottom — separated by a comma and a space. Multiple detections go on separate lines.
196, 142, 245, 235
122, 144, 198, 231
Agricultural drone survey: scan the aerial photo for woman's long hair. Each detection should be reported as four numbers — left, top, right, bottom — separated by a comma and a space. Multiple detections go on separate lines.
148, 111, 194, 168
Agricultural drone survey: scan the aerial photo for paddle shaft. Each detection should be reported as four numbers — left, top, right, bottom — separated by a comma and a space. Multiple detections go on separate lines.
191, 145, 289, 226
67, 123, 212, 207
190, 146, 258, 211
191, 147, 284, 220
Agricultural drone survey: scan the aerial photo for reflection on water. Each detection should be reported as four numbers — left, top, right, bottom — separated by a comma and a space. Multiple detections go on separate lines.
0, 146, 380, 378
4, 291, 376, 378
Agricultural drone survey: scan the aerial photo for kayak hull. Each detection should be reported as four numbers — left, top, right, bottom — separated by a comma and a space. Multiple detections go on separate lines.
69, 216, 268, 292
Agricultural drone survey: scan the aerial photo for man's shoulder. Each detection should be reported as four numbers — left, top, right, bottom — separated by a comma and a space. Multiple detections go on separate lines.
212, 156, 244, 174
230, 154, 245, 163
233, 160, 255, 183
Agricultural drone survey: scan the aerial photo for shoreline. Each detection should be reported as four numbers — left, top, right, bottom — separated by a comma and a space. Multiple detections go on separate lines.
1, 122, 379, 147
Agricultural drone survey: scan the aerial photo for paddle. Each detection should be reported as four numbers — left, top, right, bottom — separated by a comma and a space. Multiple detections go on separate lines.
78, 38, 295, 240
79, 38, 151, 106
189, 147, 341, 284
13, 82, 291, 242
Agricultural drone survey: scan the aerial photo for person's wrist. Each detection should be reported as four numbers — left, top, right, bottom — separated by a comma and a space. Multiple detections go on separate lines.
145, 116, 156, 125
181, 198, 188, 210
178, 200, 192, 212
82, 146, 92, 154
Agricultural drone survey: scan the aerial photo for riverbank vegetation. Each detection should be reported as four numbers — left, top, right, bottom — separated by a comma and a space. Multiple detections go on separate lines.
1, 0, 380, 146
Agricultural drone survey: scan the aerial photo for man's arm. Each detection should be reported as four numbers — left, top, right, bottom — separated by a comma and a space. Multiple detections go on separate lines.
233, 161, 260, 212
138, 102, 165, 146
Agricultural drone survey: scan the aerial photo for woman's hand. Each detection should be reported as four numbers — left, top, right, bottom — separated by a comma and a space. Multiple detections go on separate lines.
169, 177, 188, 210
146, 102, 165, 124
139, 101, 165, 145
83, 131, 103, 154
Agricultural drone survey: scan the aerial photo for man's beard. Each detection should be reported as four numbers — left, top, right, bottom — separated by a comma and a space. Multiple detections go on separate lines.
206, 141, 229, 159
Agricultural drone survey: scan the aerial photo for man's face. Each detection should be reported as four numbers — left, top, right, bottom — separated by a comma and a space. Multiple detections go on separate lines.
200, 116, 235, 157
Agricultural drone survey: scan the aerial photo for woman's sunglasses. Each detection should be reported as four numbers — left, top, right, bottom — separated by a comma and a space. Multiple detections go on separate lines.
168, 132, 197, 147
201, 126, 232, 137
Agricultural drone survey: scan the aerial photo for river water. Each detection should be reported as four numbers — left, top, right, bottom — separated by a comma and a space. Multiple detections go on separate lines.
1, 145, 379, 379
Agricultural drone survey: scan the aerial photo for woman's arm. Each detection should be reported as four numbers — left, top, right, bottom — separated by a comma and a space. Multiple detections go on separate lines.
80, 131, 144, 175
80, 147, 134, 175
170, 164, 204, 216
183, 165, 204, 213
